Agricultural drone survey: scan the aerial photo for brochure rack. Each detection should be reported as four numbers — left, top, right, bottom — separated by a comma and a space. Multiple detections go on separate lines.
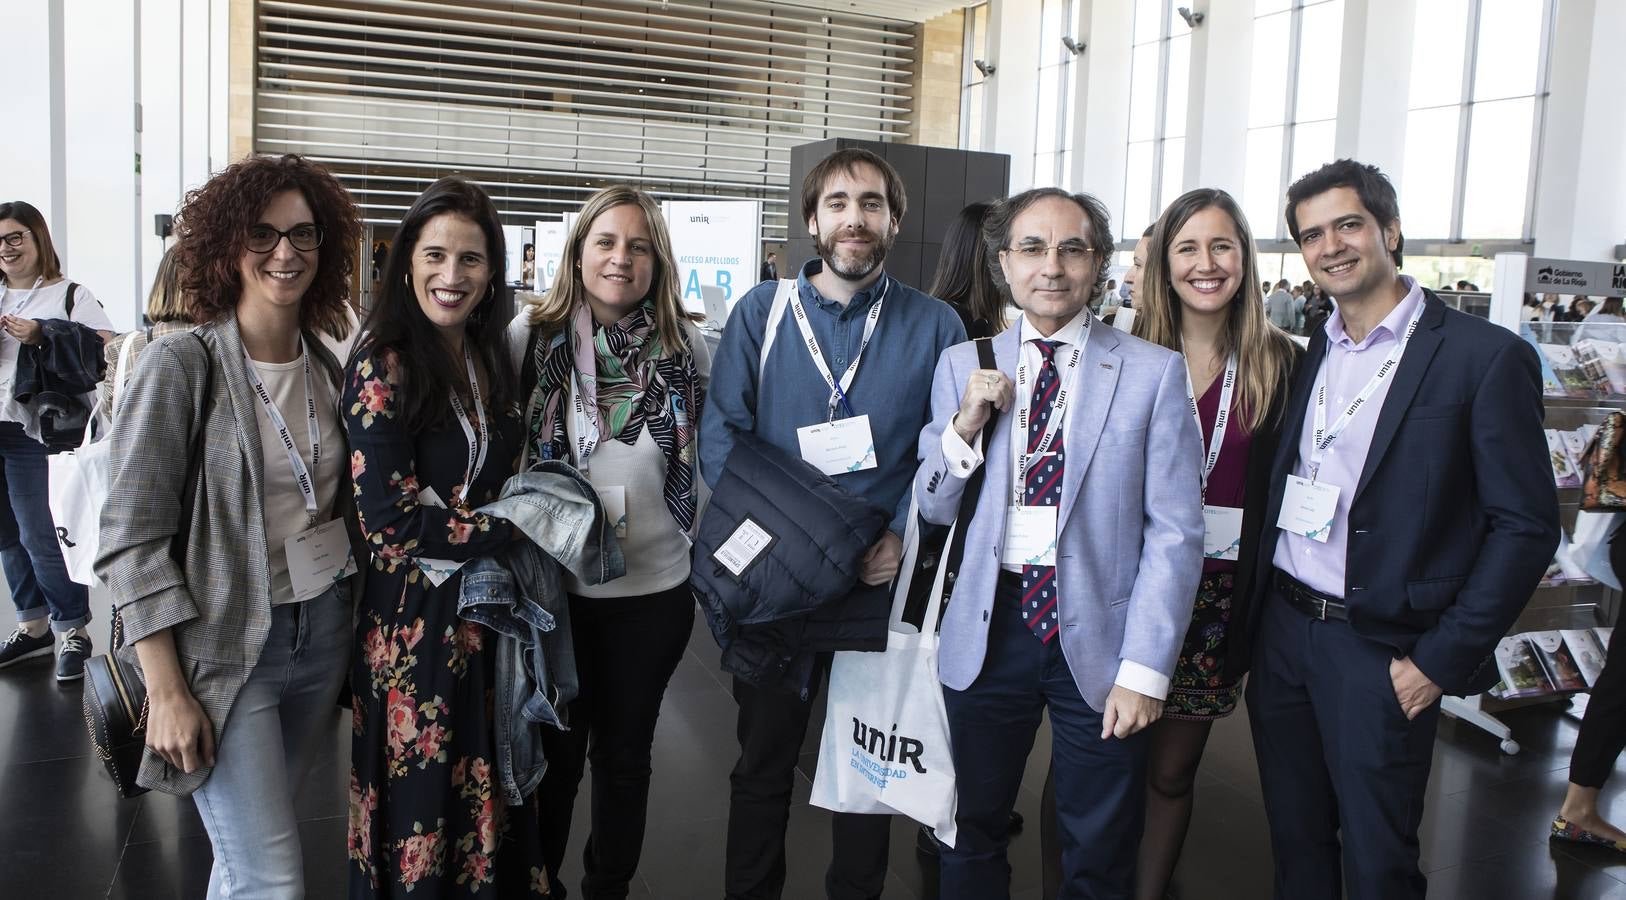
1443, 254, 1626, 754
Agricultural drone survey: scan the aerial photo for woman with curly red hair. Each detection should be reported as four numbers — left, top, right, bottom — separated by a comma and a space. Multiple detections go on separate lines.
96, 153, 362, 899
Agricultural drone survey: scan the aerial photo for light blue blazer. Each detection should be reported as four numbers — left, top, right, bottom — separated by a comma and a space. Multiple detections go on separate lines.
914, 322, 1205, 711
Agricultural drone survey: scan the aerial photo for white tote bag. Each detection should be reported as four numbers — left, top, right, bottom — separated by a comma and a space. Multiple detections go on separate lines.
47, 333, 138, 587
810, 498, 959, 847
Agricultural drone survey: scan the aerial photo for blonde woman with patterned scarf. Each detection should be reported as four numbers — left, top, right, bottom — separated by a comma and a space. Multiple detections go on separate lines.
506, 185, 709, 900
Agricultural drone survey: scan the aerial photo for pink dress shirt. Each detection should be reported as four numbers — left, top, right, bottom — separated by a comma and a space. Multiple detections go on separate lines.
1273, 277, 1426, 598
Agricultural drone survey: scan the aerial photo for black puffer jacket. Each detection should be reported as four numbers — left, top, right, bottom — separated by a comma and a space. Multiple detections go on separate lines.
691, 430, 890, 695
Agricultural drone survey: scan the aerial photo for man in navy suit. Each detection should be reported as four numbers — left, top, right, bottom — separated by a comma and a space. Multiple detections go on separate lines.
1247, 159, 1560, 899
914, 188, 1204, 898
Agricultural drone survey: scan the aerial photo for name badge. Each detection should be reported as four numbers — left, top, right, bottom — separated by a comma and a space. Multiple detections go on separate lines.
796, 415, 878, 476
1276, 475, 1340, 543
1201, 505, 1244, 560
1002, 506, 1058, 567
285, 518, 358, 603
415, 485, 466, 587
598, 484, 628, 538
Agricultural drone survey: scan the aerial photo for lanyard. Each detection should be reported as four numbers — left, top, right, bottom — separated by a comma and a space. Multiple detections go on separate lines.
1184, 352, 1237, 498
448, 346, 490, 495
1010, 315, 1089, 506
788, 278, 888, 421
0, 276, 45, 321
568, 365, 602, 473
1308, 300, 1426, 480
244, 342, 322, 524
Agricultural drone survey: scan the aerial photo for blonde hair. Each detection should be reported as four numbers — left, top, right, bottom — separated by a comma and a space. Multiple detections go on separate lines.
525, 185, 699, 352
1133, 188, 1296, 433
145, 245, 191, 324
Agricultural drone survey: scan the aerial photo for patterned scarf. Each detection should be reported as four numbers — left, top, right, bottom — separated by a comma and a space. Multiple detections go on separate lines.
526, 300, 702, 533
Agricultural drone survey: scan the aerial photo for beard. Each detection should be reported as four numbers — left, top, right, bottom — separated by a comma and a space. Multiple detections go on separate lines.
815, 225, 894, 281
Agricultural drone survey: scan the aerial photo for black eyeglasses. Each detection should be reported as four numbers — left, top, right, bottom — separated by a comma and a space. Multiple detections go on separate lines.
246, 223, 324, 253
0, 230, 32, 248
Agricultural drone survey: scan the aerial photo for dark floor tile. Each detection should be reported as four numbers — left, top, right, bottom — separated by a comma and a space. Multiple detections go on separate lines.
1419, 792, 1545, 873
0, 754, 142, 898
1423, 840, 1626, 899
0, 661, 99, 765
112, 815, 347, 899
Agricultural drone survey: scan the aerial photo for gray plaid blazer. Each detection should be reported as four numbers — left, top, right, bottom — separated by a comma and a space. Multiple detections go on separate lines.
96, 313, 356, 796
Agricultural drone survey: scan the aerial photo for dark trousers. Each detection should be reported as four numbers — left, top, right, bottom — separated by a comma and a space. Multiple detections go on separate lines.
941, 578, 1148, 900
1246, 585, 1439, 900
537, 585, 696, 899
726, 657, 891, 900
0, 422, 89, 632
1571, 526, 1626, 788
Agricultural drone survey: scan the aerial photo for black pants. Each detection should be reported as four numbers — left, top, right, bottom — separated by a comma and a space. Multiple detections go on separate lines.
1246, 587, 1439, 900
536, 584, 695, 900
1571, 521, 1626, 788
725, 657, 892, 900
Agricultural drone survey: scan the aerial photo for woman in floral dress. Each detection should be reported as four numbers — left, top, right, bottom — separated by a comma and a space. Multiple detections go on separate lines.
345, 177, 548, 897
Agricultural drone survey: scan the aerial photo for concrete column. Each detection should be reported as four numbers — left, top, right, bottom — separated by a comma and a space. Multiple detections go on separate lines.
907, 9, 965, 148
1185, 0, 1255, 195
1532, 0, 1626, 261
983, 0, 1042, 191
0, 0, 67, 240
1074, 0, 1133, 224
1335, 0, 1415, 174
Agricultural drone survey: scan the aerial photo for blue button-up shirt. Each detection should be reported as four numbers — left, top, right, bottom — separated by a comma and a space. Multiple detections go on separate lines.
701, 258, 967, 536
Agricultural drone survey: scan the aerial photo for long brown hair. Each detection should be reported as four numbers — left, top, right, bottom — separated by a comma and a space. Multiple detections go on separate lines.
1134, 188, 1296, 433
525, 185, 700, 351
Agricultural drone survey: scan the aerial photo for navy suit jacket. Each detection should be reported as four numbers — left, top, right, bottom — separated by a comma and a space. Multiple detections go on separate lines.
1253, 289, 1561, 695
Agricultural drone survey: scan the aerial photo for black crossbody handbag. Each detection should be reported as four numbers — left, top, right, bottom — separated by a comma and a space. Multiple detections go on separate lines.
82, 332, 212, 798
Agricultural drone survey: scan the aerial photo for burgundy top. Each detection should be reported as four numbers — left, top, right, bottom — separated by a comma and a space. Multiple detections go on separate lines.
1197, 372, 1252, 575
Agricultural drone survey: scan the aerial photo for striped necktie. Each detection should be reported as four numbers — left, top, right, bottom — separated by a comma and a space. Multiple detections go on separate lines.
1021, 339, 1064, 643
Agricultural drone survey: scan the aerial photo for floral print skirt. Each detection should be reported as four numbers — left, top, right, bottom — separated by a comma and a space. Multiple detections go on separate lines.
348, 578, 550, 898
1165, 572, 1243, 721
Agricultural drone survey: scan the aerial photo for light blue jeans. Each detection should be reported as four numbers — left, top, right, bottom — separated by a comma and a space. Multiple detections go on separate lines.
191, 586, 350, 900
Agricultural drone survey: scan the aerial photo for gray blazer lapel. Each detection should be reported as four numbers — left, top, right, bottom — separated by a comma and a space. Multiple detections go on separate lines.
1058, 324, 1121, 520
982, 327, 1023, 556
212, 314, 268, 514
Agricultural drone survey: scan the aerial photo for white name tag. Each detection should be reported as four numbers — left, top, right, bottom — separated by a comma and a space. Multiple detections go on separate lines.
796, 415, 879, 476
715, 516, 775, 578
1276, 475, 1340, 543
285, 518, 358, 603
414, 485, 466, 587
598, 485, 628, 538
1202, 505, 1244, 560
1002, 506, 1058, 567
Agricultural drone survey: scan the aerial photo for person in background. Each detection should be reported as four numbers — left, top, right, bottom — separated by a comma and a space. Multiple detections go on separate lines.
1129, 188, 1299, 899
1521, 293, 1543, 322
1552, 529, 1626, 853
97, 153, 361, 897
927, 200, 1008, 340
522, 242, 537, 288
759, 250, 779, 283
512, 185, 712, 899
0, 200, 116, 680
96, 244, 195, 422
916, 186, 1203, 899
344, 177, 545, 897
1266, 279, 1295, 331
1249, 158, 1558, 900
1569, 296, 1598, 322
701, 147, 964, 900
1104, 279, 1118, 310
371, 240, 388, 283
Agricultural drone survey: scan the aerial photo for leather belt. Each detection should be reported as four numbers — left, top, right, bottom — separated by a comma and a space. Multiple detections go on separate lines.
1273, 568, 1349, 622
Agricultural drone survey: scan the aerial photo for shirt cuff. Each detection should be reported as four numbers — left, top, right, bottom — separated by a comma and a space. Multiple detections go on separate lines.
1114, 659, 1171, 701
940, 416, 985, 478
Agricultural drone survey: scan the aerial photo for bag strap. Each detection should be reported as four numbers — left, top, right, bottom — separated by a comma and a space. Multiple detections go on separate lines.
937, 337, 1002, 624
756, 278, 796, 388
110, 331, 141, 416
65, 282, 77, 318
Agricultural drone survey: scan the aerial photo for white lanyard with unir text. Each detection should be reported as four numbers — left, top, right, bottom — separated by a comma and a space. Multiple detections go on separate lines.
1185, 352, 1237, 500
244, 341, 322, 525
788, 278, 888, 420
1009, 315, 1088, 507
448, 346, 490, 496
1307, 299, 1426, 481
0, 276, 45, 322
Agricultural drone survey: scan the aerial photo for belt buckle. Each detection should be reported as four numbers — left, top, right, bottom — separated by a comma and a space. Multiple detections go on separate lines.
1314, 595, 1328, 620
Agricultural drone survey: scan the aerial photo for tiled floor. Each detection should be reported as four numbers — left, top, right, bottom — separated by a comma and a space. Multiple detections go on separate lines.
6, 589, 1626, 899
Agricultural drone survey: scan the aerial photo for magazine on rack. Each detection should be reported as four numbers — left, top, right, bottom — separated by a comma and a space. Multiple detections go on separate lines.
1548, 429, 1582, 488
1597, 627, 1613, 651
1561, 628, 1608, 688
1571, 341, 1613, 394
1529, 631, 1589, 692
1539, 343, 1600, 397
1588, 340, 1626, 395
1493, 635, 1553, 699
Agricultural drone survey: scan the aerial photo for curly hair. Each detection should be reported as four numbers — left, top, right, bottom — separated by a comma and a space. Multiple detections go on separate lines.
172, 154, 360, 337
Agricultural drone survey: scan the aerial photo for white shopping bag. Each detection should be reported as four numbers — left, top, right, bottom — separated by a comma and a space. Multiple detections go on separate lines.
1570, 510, 1624, 589
810, 498, 958, 847
48, 399, 112, 587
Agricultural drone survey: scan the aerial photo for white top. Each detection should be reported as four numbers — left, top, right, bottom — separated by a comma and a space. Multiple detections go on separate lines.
249, 352, 345, 606
0, 279, 116, 433
566, 423, 695, 597
937, 307, 1171, 701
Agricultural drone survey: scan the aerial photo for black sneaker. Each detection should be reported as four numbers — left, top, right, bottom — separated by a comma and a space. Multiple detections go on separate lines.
0, 625, 53, 670
55, 630, 91, 682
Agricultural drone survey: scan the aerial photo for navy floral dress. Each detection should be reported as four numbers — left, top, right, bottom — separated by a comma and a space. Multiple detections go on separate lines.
343, 344, 549, 898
